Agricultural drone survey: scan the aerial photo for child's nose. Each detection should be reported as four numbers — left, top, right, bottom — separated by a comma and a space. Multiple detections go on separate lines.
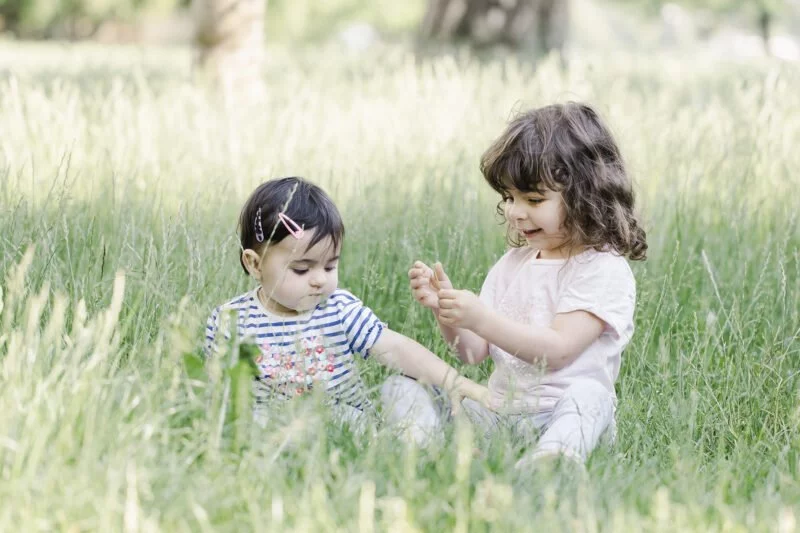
310, 272, 325, 287
507, 204, 525, 220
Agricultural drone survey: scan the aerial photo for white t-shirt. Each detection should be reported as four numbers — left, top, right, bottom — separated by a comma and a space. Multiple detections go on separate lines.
479, 247, 636, 414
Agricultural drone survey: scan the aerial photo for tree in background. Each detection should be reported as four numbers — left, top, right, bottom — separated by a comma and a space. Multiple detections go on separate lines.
192, 0, 266, 99
419, 0, 569, 56
747, 0, 785, 52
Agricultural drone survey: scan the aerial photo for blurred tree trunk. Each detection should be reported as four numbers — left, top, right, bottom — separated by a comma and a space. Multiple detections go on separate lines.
758, 7, 771, 55
192, 0, 266, 100
420, 0, 568, 54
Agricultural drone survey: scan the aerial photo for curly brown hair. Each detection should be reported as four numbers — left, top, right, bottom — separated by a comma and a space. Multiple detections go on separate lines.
480, 102, 647, 260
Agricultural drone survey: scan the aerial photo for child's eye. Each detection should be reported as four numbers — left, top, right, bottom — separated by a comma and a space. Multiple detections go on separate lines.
324, 266, 337, 272
291, 269, 309, 275
528, 198, 544, 205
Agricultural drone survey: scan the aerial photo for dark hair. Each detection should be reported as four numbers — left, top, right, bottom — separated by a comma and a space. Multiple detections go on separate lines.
480, 102, 647, 260
238, 177, 345, 273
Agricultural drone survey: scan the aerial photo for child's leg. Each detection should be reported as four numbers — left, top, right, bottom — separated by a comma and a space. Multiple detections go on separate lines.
331, 403, 376, 438
518, 379, 615, 465
253, 398, 374, 438
460, 398, 503, 440
380, 375, 444, 447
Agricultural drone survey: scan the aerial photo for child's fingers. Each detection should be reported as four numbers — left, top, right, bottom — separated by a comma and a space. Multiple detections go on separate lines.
439, 310, 457, 324
409, 266, 434, 281
434, 262, 450, 282
413, 260, 432, 273
451, 397, 462, 416
438, 289, 456, 300
415, 261, 434, 274
410, 276, 431, 289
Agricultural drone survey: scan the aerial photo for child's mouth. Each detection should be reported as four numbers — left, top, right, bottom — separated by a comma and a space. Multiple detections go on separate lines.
522, 229, 542, 238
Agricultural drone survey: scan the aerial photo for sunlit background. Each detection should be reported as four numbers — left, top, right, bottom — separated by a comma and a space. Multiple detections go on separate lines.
1, 1, 799, 531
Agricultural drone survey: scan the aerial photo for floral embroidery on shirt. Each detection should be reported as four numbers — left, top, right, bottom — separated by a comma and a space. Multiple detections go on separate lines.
254, 335, 336, 396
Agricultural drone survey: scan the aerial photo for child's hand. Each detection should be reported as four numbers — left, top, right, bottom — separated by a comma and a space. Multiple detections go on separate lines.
409, 261, 453, 310
445, 374, 490, 415
438, 289, 484, 330
409, 261, 438, 309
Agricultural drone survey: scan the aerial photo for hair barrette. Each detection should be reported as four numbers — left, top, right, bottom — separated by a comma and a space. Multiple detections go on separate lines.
254, 207, 265, 243
278, 212, 305, 239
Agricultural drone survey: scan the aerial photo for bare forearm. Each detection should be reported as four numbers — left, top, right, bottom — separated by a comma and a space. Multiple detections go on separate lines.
434, 310, 489, 365
373, 329, 462, 387
472, 309, 571, 370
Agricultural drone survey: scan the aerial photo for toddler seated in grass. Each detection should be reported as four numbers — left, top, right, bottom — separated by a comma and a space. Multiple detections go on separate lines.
205, 176, 488, 443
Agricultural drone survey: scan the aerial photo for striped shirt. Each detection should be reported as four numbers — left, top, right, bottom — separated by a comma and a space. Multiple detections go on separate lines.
204, 288, 385, 411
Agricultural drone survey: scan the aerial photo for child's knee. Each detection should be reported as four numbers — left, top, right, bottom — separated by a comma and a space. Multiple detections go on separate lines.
380, 375, 427, 404
460, 397, 488, 420
532, 380, 616, 463
554, 379, 614, 420
380, 375, 441, 444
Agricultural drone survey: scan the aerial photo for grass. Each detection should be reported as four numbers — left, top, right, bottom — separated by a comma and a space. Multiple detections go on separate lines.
0, 40, 799, 531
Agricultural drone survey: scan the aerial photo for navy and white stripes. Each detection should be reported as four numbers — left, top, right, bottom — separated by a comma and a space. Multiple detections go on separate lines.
205, 288, 385, 410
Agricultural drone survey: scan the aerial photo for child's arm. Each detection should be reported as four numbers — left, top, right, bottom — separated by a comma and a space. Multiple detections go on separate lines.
434, 313, 490, 365
370, 329, 489, 410
438, 289, 605, 371
408, 261, 490, 365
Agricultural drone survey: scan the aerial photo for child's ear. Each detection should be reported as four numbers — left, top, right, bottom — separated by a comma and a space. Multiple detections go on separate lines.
241, 249, 262, 280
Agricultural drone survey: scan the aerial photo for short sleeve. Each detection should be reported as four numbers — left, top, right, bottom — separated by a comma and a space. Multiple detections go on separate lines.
556, 255, 636, 341
204, 306, 237, 358
204, 308, 221, 357
338, 291, 385, 359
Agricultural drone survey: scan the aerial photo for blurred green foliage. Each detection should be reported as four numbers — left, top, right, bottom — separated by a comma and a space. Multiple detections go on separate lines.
615, 0, 790, 18
613, 0, 793, 46
0, 0, 792, 41
0, 0, 188, 38
0, 0, 424, 40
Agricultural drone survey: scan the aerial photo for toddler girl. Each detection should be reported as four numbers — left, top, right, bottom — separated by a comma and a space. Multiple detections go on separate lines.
206, 177, 488, 442
409, 102, 647, 464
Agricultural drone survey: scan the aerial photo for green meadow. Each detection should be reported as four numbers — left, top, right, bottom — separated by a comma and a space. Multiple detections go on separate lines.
0, 41, 798, 531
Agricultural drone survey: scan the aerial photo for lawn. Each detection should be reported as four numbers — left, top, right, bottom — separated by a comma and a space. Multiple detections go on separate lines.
0, 41, 798, 531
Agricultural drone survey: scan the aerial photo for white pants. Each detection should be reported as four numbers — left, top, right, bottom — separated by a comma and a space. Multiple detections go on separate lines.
379, 375, 444, 447
462, 378, 616, 464
256, 376, 613, 461
381, 375, 615, 462
252, 376, 442, 445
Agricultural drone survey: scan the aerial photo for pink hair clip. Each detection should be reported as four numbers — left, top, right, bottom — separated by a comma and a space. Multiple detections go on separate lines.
278, 212, 305, 239
254, 207, 265, 243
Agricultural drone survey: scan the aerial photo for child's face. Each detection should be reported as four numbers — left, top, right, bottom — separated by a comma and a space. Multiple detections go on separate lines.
245, 229, 340, 315
503, 188, 570, 259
